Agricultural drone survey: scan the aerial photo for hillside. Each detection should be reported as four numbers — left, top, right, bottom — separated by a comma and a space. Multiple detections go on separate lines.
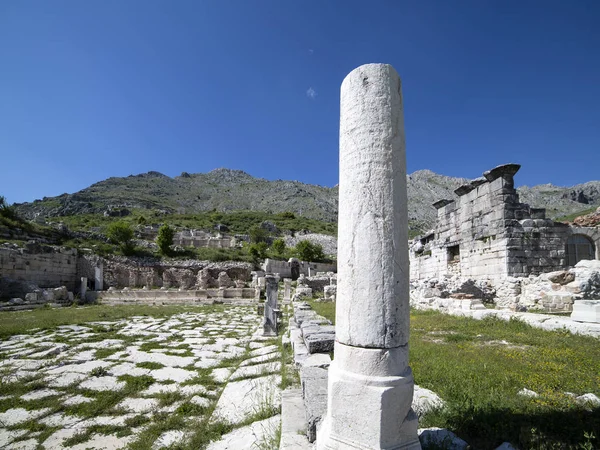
13, 168, 600, 234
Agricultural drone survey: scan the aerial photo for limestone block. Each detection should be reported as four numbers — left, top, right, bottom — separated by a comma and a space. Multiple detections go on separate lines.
300, 366, 329, 443
571, 300, 600, 323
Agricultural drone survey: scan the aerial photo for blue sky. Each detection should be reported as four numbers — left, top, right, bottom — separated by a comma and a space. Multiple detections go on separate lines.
1, 0, 599, 204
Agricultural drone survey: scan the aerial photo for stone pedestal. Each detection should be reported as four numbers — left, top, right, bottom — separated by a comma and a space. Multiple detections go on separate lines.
263, 274, 279, 336
317, 64, 420, 449
571, 300, 600, 323
283, 278, 292, 303
94, 265, 103, 291
80, 277, 87, 301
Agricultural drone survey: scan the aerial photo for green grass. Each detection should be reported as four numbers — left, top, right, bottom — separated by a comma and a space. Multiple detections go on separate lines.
308, 300, 600, 449
555, 206, 598, 223
308, 300, 335, 324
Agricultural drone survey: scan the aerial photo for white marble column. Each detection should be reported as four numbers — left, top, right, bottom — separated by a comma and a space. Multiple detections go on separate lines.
317, 64, 420, 449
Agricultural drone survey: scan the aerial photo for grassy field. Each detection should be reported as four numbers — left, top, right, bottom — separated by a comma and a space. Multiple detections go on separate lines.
309, 301, 599, 449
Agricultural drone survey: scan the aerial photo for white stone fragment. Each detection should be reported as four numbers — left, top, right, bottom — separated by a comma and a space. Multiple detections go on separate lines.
190, 396, 211, 408
109, 362, 151, 377
69, 433, 136, 450
21, 388, 62, 401
63, 394, 94, 405
8, 438, 38, 450
150, 367, 196, 383
46, 371, 87, 387
141, 383, 179, 396
0, 407, 51, 426
80, 376, 125, 391
211, 375, 281, 425
230, 362, 281, 381
39, 412, 82, 427
211, 368, 233, 383
153, 430, 186, 449
517, 388, 539, 398
249, 345, 279, 357
418, 428, 469, 449
206, 415, 280, 450
413, 385, 445, 417
576, 393, 600, 407
239, 352, 279, 367
117, 397, 160, 413
0, 429, 28, 448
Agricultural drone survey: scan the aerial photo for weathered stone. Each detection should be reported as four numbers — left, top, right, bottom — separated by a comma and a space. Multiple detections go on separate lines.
571, 300, 600, 323
218, 271, 235, 288
318, 64, 419, 449
301, 367, 329, 443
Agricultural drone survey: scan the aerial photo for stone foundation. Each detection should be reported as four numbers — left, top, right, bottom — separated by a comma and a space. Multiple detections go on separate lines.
97, 288, 257, 306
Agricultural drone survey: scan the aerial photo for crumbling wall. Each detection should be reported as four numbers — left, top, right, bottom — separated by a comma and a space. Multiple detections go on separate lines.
0, 243, 78, 296
262, 258, 337, 278
99, 257, 253, 290
410, 164, 598, 282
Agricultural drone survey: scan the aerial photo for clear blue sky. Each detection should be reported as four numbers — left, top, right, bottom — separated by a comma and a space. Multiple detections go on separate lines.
1, 0, 599, 204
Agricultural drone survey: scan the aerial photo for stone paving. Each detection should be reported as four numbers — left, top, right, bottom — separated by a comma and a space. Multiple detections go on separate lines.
0, 306, 284, 449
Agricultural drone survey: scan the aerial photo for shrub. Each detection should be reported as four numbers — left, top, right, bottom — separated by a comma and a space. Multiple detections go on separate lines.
294, 240, 325, 262
156, 224, 175, 255
248, 225, 269, 243
105, 221, 134, 254
0, 196, 18, 220
249, 242, 268, 262
271, 238, 286, 256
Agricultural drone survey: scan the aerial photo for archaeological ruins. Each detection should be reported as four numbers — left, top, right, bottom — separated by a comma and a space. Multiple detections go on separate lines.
409, 163, 600, 316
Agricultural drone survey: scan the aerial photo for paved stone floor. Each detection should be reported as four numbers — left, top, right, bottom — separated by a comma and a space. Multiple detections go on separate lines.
0, 306, 283, 449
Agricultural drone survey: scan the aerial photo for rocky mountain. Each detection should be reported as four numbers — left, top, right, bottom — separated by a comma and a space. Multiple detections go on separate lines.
14, 168, 600, 233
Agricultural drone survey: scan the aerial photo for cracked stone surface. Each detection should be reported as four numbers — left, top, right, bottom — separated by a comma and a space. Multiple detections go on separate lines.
206, 415, 281, 450
0, 305, 284, 450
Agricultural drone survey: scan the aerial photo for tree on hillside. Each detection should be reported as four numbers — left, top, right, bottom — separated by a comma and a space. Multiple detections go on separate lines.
156, 224, 175, 255
272, 238, 286, 256
106, 221, 134, 255
248, 242, 268, 263
248, 225, 269, 243
295, 240, 325, 262
0, 196, 18, 220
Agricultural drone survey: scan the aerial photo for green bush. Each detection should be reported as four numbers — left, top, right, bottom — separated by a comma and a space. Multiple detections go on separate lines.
294, 240, 325, 262
249, 242, 268, 262
156, 224, 175, 255
271, 238, 286, 256
105, 221, 134, 254
0, 196, 18, 220
248, 225, 269, 243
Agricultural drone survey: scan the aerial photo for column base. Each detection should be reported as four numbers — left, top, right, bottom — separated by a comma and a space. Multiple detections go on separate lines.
316, 344, 421, 450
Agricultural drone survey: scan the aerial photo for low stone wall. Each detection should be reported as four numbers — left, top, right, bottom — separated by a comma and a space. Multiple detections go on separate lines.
98, 288, 258, 306
263, 259, 337, 279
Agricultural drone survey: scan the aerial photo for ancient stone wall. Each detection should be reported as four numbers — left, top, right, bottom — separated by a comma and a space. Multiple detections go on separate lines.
0, 244, 78, 295
99, 257, 253, 290
262, 258, 337, 279
97, 287, 257, 306
410, 164, 599, 282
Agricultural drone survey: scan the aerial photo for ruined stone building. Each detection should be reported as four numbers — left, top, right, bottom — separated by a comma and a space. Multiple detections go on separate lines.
410, 164, 600, 282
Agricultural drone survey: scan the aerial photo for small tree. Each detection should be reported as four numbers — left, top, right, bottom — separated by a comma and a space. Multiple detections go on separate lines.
295, 240, 325, 262
248, 242, 268, 262
0, 196, 18, 220
106, 221, 133, 244
272, 238, 286, 256
248, 225, 269, 243
156, 224, 175, 255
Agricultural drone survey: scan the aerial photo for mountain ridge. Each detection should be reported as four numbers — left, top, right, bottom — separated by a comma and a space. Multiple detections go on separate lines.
14, 167, 600, 233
